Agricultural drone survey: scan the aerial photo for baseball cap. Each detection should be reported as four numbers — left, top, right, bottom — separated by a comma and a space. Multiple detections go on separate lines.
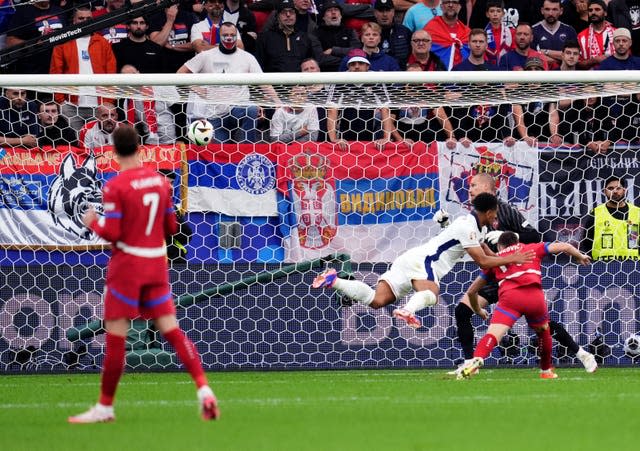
321, 0, 343, 14
524, 56, 544, 70
612, 28, 632, 40
277, 0, 295, 12
373, 0, 394, 11
347, 49, 370, 65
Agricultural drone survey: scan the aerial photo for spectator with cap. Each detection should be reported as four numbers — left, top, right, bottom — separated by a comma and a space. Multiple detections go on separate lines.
256, 0, 326, 72
599, 27, 640, 69
313, 0, 360, 71
403, 0, 442, 32
338, 22, 401, 71
262, 0, 319, 33
327, 52, 399, 150
373, 0, 413, 69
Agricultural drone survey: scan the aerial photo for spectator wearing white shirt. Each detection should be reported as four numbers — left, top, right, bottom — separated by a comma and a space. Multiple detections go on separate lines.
270, 85, 319, 142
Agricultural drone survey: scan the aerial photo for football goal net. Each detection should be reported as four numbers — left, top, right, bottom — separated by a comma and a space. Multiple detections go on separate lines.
0, 70, 639, 372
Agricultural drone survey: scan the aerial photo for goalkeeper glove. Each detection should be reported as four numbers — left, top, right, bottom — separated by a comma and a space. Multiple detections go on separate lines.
485, 231, 519, 245
433, 209, 450, 228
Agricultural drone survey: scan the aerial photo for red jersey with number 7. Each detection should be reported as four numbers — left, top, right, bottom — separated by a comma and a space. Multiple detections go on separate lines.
90, 167, 177, 256
482, 242, 549, 295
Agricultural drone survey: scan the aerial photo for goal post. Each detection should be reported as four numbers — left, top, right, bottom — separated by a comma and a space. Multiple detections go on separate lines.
1, 71, 640, 372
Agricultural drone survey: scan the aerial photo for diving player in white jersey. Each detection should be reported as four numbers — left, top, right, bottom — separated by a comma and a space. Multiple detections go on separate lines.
311, 192, 535, 329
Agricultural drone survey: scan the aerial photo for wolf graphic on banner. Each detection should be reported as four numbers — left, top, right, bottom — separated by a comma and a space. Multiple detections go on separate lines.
438, 142, 538, 228
47, 153, 103, 240
289, 151, 337, 250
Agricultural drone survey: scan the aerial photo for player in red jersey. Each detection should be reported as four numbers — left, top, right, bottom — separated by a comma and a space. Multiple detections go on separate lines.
457, 231, 591, 380
68, 125, 219, 423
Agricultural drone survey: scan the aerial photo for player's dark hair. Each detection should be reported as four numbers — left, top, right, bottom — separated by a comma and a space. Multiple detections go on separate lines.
113, 125, 139, 157
562, 40, 580, 51
498, 231, 519, 248
486, 0, 504, 10
472, 192, 498, 212
605, 176, 626, 188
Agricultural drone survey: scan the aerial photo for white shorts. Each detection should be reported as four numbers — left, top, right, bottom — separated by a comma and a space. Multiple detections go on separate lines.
379, 250, 440, 299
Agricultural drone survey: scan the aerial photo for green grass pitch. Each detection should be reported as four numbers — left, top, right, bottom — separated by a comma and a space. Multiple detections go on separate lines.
1, 367, 639, 451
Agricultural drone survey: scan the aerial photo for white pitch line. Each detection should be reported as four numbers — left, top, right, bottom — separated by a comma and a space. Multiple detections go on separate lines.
3, 391, 640, 410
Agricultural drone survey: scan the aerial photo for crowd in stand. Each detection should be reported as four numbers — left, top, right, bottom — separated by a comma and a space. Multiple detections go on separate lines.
1, 0, 640, 152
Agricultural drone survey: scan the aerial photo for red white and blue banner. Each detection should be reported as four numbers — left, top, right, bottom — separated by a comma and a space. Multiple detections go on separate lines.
276, 141, 441, 263
5, 142, 637, 264
0, 146, 179, 246
186, 145, 279, 217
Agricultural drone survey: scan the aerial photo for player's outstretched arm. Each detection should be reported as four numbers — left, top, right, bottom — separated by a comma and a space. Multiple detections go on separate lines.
466, 276, 490, 320
547, 242, 591, 266
466, 246, 535, 270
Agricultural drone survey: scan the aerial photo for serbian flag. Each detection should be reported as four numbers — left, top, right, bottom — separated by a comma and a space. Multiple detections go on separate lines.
187, 144, 280, 217
186, 144, 284, 263
425, 17, 470, 70
276, 141, 443, 263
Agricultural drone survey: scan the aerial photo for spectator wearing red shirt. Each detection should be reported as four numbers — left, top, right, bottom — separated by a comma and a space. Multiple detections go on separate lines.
577, 0, 615, 69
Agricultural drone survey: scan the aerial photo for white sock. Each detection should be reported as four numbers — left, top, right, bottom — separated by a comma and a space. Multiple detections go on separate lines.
96, 403, 114, 414
197, 385, 214, 401
403, 290, 437, 314
576, 347, 588, 358
333, 278, 375, 306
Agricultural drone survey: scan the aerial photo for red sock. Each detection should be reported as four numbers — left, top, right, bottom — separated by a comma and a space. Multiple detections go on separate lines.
99, 333, 126, 406
164, 328, 208, 389
537, 327, 553, 371
474, 333, 498, 359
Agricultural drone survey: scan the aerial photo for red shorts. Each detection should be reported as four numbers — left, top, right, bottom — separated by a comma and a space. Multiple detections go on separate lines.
103, 255, 176, 321
490, 286, 549, 328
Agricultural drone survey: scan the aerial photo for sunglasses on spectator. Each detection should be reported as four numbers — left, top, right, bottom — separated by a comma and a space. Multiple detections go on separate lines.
412, 39, 432, 44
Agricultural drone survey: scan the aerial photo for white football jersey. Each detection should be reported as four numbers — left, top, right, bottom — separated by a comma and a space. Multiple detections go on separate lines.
401, 213, 487, 281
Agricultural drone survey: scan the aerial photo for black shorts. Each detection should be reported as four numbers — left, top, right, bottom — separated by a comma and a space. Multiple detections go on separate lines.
478, 281, 499, 305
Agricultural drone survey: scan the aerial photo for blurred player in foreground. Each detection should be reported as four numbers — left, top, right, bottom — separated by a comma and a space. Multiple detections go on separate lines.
453, 173, 598, 373
457, 231, 591, 380
312, 193, 535, 329
69, 125, 219, 423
